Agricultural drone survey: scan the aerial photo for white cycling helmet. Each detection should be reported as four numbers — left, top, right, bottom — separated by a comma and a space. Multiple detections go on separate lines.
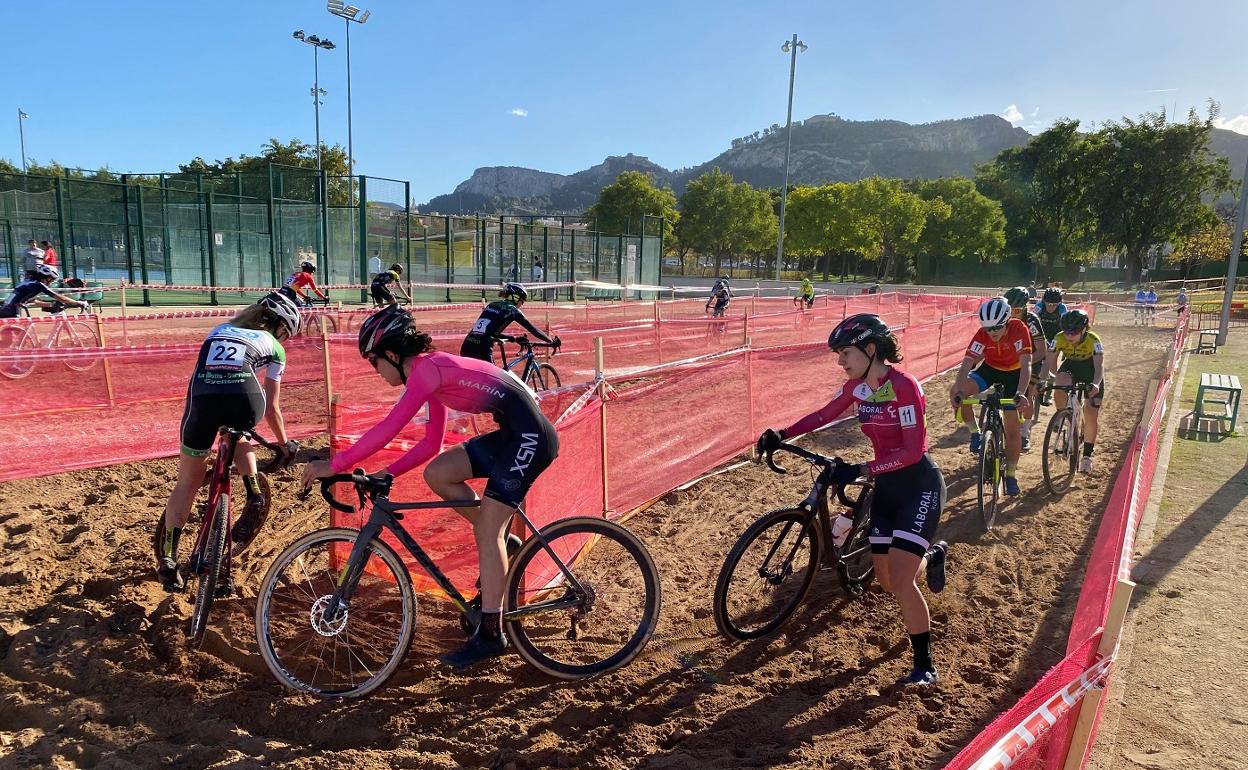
259, 291, 301, 337
978, 296, 1012, 329
35, 263, 59, 280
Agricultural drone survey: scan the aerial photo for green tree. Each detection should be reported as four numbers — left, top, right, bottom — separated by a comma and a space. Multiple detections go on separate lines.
1167, 205, 1241, 279
975, 119, 1097, 282
910, 177, 1006, 282
849, 177, 930, 282
1085, 109, 1234, 283
785, 183, 876, 279
180, 138, 351, 204
677, 168, 777, 276
583, 170, 678, 242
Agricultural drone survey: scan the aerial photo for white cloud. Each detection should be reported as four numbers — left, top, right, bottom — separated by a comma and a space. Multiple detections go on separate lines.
1000, 104, 1024, 125
509, 107, 529, 117
1214, 115, 1248, 134
1031, 107, 1040, 117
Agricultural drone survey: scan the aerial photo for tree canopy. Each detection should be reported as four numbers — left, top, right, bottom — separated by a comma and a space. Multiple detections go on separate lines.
583, 170, 677, 242
676, 168, 777, 274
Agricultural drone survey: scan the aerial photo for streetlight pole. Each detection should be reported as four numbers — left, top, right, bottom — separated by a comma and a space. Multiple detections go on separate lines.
775, 34, 806, 282
328, 1, 369, 279
17, 108, 29, 174
293, 31, 335, 171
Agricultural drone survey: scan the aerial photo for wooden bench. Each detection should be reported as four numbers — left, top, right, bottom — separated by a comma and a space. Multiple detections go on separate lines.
1195, 373, 1242, 432
1196, 329, 1219, 354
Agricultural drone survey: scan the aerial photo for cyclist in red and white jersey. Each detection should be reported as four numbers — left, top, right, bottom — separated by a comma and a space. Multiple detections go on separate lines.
302, 305, 559, 669
278, 261, 327, 306
756, 313, 949, 686
950, 297, 1033, 495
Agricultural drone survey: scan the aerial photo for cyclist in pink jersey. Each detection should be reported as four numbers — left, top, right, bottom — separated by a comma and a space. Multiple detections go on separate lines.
301, 305, 558, 669
755, 313, 949, 686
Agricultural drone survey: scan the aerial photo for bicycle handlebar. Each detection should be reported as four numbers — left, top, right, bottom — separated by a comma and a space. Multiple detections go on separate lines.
765, 442, 866, 507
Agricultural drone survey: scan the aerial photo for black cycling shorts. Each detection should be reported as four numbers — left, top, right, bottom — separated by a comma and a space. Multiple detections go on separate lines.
970, 363, 1022, 402
459, 336, 495, 364
1059, 361, 1105, 408
464, 417, 559, 508
371, 284, 396, 306
179, 391, 265, 457
869, 454, 946, 557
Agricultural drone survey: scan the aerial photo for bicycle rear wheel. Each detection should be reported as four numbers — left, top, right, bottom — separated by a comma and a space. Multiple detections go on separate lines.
188, 496, 228, 649
58, 319, 101, 371
1043, 410, 1075, 495
978, 429, 1002, 530
255, 528, 416, 699
837, 496, 876, 597
0, 325, 37, 380
505, 517, 661, 680
713, 508, 820, 640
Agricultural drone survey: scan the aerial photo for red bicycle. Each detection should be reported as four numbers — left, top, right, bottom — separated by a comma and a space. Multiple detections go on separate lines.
152, 428, 293, 648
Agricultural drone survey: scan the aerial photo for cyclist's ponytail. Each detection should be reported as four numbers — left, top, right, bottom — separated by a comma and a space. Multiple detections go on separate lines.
874, 333, 904, 364
392, 328, 435, 357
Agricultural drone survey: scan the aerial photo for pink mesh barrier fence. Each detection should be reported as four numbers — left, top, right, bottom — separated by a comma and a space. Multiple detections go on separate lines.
946, 311, 1188, 770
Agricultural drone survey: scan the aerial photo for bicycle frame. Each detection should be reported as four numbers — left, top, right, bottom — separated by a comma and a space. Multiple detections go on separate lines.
191, 427, 283, 577
318, 475, 595, 630
766, 445, 874, 570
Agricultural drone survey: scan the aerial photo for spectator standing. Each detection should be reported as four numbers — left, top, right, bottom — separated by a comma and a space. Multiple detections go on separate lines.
40, 241, 58, 269
1027, 281, 1038, 299
22, 239, 45, 280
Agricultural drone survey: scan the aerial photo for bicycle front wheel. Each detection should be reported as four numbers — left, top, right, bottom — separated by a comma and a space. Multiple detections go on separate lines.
188, 496, 228, 649
0, 325, 37, 380
255, 528, 416, 699
1043, 410, 1075, 495
505, 517, 661, 680
978, 429, 1002, 531
58, 319, 101, 371
713, 508, 821, 641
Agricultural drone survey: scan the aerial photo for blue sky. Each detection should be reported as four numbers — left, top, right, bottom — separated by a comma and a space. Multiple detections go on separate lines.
2, 0, 1246, 203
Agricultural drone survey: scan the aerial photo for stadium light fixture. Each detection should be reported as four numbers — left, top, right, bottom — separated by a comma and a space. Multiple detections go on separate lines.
293, 30, 336, 171
775, 34, 807, 281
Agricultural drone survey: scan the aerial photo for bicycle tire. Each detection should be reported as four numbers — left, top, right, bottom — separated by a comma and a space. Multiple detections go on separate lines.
528, 363, 560, 391
188, 495, 228, 649
255, 527, 416, 699
837, 492, 876, 597
978, 429, 1001, 530
713, 508, 820, 641
59, 319, 101, 372
504, 517, 661, 679
0, 325, 37, 380
1043, 410, 1075, 495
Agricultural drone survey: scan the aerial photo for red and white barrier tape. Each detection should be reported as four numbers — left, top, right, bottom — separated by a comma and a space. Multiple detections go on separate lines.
554, 380, 605, 424
967, 656, 1114, 770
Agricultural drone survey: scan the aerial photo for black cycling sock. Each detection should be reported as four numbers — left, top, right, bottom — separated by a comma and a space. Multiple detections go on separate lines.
909, 631, 933, 672
479, 611, 502, 640
163, 527, 182, 560
1082, 442, 1095, 458
243, 474, 262, 497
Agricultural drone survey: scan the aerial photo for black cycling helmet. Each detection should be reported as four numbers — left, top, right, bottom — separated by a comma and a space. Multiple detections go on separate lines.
1004, 286, 1030, 308
1060, 308, 1090, 333
828, 313, 892, 352
300, 260, 316, 273
501, 282, 528, 303
358, 305, 413, 359
1043, 287, 1063, 304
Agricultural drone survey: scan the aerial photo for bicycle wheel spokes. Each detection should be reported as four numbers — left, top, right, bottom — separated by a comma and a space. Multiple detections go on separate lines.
506, 518, 660, 679
256, 529, 415, 698
0, 325, 37, 379
1043, 411, 1075, 495
59, 319, 101, 371
713, 509, 819, 640
978, 429, 1001, 530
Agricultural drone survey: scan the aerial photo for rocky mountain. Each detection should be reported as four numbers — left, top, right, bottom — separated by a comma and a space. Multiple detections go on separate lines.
419, 114, 1248, 214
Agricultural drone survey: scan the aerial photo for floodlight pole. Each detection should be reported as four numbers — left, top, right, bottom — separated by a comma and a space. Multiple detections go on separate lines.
1218, 152, 1248, 345
312, 44, 325, 171
775, 34, 805, 282
17, 109, 28, 174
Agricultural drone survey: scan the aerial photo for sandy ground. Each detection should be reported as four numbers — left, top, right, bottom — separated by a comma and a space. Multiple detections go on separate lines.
0, 323, 1171, 770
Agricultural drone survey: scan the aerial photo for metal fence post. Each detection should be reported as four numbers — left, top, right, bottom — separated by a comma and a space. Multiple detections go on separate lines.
542, 226, 549, 299
120, 177, 136, 286
445, 214, 453, 303
569, 228, 577, 301
53, 177, 71, 279
511, 223, 519, 284
160, 183, 173, 283
266, 166, 278, 286
205, 191, 219, 306
404, 180, 413, 285
136, 188, 151, 305
358, 175, 369, 303
593, 229, 601, 281
319, 169, 330, 274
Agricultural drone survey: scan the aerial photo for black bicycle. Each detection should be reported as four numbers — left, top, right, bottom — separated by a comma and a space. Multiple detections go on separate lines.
713, 442, 875, 641
1042, 382, 1090, 494
957, 384, 1019, 531
499, 335, 561, 391
255, 471, 661, 697
151, 428, 293, 648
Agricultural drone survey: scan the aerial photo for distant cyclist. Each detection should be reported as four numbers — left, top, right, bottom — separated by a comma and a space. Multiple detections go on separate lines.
1034, 287, 1068, 343
371, 263, 411, 307
460, 283, 559, 364
1005, 287, 1046, 451
756, 313, 949, 686
156, 292, 301, 591
1133, 285, 1148, 325
798, 277, 816, 309
301, 305, 560, 669
950, 297, 1033, 495
706, 275, 733, 318
0, 265, 87, 318
1039, 308, 1105, 474
279, 260, 327, 307
1176, 285, 1189, 312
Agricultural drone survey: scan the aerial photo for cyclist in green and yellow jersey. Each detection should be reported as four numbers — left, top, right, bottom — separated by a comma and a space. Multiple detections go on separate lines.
1039, 309, 1105, 474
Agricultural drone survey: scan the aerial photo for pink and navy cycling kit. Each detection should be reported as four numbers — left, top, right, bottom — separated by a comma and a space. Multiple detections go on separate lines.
331, 351, 558, 507
782, 366, 944, 556
783, 366, 928, 475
